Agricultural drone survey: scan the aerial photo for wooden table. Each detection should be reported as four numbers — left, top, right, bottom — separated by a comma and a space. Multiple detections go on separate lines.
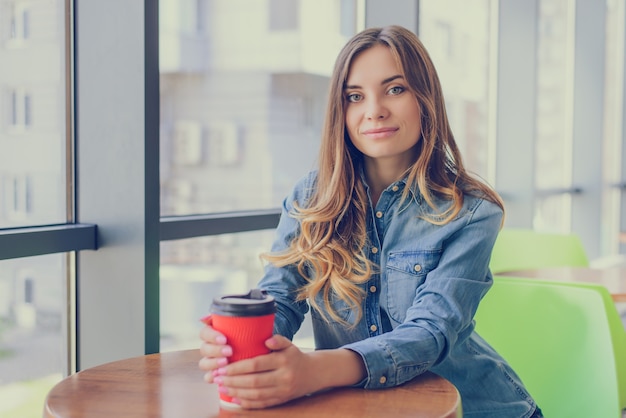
43, 349, 462, 418
496, 265, 626, 303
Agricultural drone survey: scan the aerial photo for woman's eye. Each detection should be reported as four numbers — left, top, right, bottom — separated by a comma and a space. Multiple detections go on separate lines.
388, 86, 405, 95
346, 93, 362, 103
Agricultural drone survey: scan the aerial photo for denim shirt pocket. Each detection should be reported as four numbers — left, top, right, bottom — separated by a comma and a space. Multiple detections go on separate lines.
385, 250, 442, 323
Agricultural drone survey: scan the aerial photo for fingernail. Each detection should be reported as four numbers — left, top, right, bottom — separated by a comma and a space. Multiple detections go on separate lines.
216, 367, 227, 376
217, 357, 228, 367
214, 376, 223, 385
216, 335, 227, 344
221, 346, 232, 356
231, 398, 241, 405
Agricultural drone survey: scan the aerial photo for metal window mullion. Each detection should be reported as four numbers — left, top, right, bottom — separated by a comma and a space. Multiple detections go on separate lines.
74, 0, 154, 370
0, 223, 97, 260
160, 210, 281, 241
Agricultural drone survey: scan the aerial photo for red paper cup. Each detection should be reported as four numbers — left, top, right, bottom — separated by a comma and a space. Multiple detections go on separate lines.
208, 289, 276, 408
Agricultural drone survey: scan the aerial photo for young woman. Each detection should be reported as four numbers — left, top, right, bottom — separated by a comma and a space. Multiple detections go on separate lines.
199, 25, 542, 418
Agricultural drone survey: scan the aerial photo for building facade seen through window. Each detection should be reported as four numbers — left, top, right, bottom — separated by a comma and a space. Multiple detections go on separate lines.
0, 0, 70, 416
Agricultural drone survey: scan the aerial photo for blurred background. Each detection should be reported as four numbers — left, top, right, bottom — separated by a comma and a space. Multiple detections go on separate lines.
0, 0, 624, 416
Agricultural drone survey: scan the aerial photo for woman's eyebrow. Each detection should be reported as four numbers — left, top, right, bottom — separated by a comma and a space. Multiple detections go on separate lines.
344, 74, 404, 90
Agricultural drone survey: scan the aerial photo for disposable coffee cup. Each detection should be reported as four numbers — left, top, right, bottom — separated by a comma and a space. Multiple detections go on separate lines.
208, 289, 276, 409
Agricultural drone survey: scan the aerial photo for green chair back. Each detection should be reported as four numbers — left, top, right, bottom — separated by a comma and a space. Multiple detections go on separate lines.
474, 276, 626, 418
489, 228, 589, 274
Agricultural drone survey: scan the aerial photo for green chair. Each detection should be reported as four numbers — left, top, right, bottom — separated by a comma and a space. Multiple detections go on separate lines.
489, 228, 589, 274
474, 276, 626, 418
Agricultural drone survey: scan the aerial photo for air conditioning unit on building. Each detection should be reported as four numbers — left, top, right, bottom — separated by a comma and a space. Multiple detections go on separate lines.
172, 121, 203, 166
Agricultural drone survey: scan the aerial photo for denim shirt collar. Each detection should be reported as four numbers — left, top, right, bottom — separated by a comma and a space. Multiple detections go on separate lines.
357, 167, 424, 206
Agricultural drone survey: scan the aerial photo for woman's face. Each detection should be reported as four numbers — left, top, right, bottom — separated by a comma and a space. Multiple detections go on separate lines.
344, 44, 421, 170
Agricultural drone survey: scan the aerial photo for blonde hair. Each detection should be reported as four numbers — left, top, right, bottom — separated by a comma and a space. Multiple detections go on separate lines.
262, 25, 504, 325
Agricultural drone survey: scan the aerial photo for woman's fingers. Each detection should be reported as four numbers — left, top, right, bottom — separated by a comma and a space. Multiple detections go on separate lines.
199, 339, 232, 357
215, 372, 293, 409
199, 324, 227, 345
198, 322, 232, 381
198, 357, 223, 383
265, 335, 292, 351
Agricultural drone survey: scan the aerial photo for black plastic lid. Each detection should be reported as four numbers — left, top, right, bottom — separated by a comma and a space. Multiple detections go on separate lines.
211, 289, 276, 317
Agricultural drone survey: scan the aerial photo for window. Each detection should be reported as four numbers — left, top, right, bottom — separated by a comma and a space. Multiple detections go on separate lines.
0, 255, 68, 418
23, 93, 30, 126
533, 0, 574, 232
159, 0, 345, 216
7, 89, 31, 130
419, 0, 493, 180
172, 120, 203, 166
0, 0, 70, 415
3, 174, 31, 220
6, 1, 29, 44
22, 9, 29, 39
604, 0, 626, 255
207, 122, 240, 166
158, 0, 348, 350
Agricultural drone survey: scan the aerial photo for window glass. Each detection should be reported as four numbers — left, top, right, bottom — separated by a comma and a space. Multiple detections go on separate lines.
0, 0, 70, 415
160, 231, 314, 351
0, 0, 68, 228
533, 0, 573, 232
159, 0, 352, 215
603, 0, 626, 255
419, 0, 493, 181
0, 254, 68, 418
158, 0, 353, 351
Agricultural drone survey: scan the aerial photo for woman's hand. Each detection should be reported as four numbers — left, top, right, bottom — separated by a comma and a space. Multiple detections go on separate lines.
209, 335, 316, 409
198, 317, 233, 384
199, 320, 367, 409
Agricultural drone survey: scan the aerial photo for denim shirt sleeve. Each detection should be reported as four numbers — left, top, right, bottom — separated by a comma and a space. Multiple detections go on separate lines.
256, 172, 318, 341
343, 197, 503, 389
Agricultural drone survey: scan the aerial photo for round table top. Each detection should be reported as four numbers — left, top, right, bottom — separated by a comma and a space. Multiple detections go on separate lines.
44, 348, 461, 418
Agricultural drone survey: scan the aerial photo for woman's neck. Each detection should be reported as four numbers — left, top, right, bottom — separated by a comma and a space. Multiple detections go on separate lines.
363, 158, 411, 207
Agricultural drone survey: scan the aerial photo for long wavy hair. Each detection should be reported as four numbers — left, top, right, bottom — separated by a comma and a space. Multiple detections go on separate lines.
262, 25, 504, 325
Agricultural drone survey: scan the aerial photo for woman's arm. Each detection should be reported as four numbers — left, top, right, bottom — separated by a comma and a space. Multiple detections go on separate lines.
343, 197, 503, 389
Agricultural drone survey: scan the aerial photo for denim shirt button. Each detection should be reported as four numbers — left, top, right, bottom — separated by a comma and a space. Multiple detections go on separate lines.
371, 247, 379, 254
392, 185, 399, 192
413, 264, 422, 272
375, 211, 383, 218
369, 285, 377, 293
369, 324, 378, 332
379, 376, 387, 384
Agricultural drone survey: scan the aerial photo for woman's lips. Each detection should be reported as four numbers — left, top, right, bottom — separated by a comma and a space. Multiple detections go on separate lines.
361, 127, 398, 139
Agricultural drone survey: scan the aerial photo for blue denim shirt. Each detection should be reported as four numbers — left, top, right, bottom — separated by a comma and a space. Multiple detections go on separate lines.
258, 171, 538, 418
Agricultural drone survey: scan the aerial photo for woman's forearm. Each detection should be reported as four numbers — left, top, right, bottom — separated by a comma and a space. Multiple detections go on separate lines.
305, 348, 367, 392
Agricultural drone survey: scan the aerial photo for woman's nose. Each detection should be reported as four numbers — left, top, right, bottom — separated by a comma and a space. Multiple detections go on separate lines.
365, 99, 388, 120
